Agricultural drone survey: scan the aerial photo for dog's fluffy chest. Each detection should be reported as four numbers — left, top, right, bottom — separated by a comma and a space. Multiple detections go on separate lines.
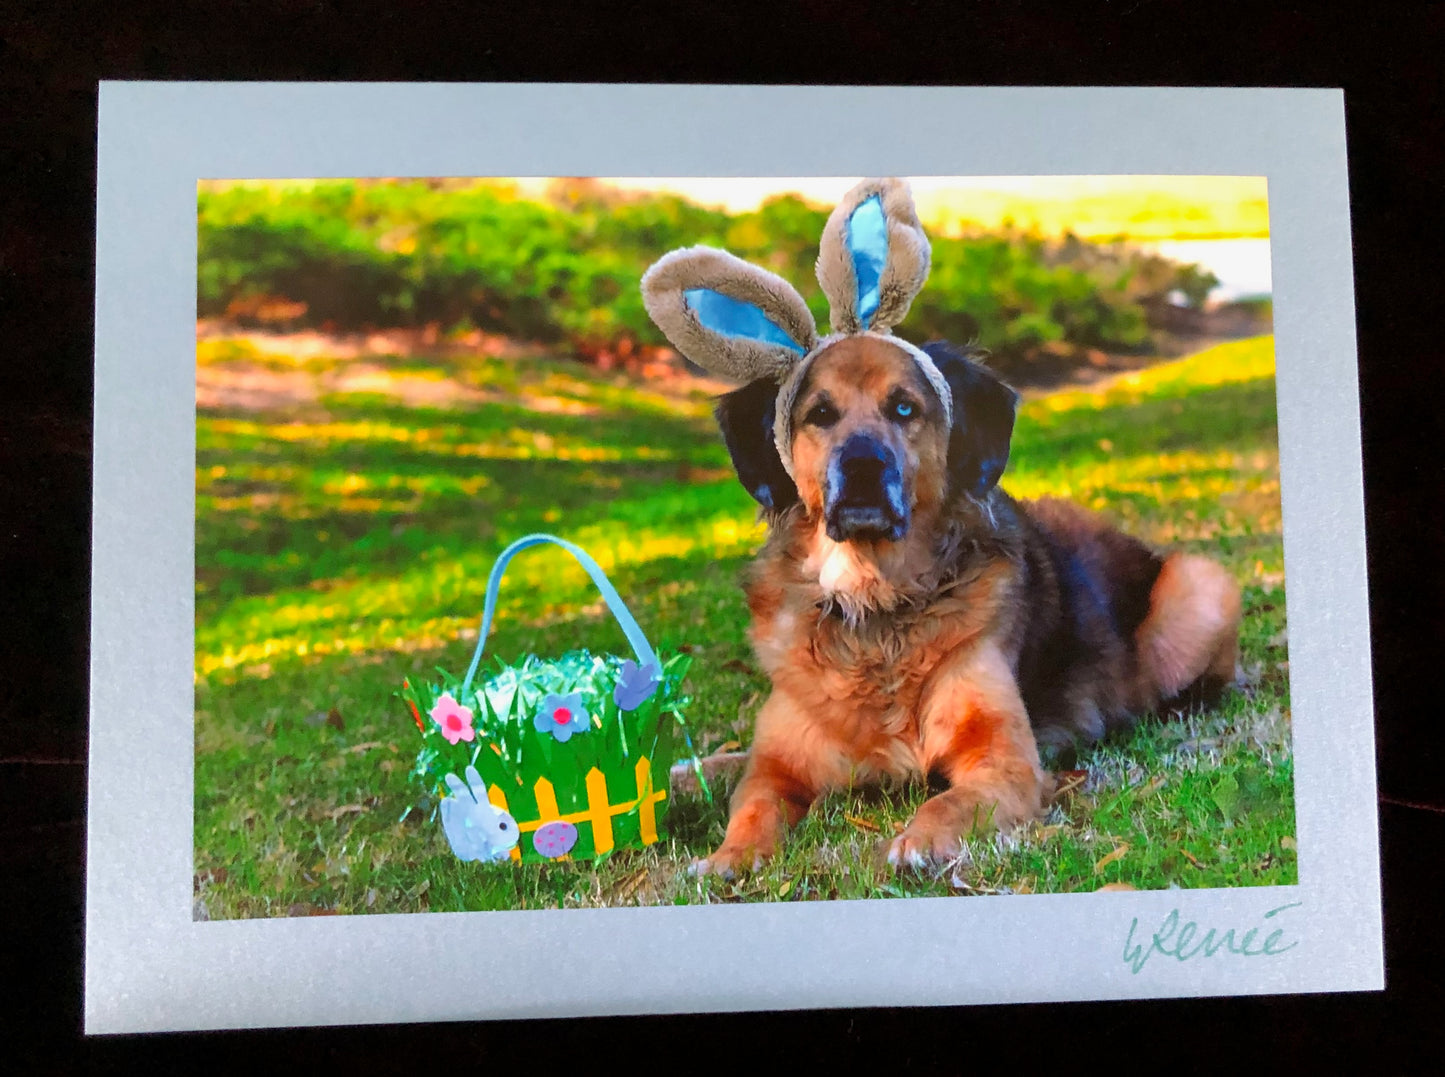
754, 599, 946, 777
806, 535, 883, 600
752, 576, 989, 711
743, 541, 1014, 775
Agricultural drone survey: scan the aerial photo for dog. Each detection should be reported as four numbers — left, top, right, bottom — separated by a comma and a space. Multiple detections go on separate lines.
695, 335, 1242, 876
637, 176, 1242, 876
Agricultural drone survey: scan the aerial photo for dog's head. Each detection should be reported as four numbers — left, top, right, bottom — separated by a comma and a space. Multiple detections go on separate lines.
716, 337, 1019, 542
640, 177, 1018, 547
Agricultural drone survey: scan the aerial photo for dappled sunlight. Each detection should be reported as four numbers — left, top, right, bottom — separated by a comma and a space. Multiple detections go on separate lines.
204, 415, 685, 463
196, 498, 767, 682
1010, 459, 1279, 515
1003, 338, 1282, 584
568, 516, 764, 566
1013, 380, 1278, 481
193, 457, 748, 614
1008, 440, 1282, 582
1009, 446, 1275, 493
315, 471, 489, 498
197, 610, 492, 680
199, 468, 494, 520
514, 393, 601, 416
196, 338, 1282, 689
1031, 336, 1276, 416
535, 376, 720, 423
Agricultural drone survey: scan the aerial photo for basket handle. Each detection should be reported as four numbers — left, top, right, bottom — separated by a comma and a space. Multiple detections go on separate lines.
459, 534, 661, 698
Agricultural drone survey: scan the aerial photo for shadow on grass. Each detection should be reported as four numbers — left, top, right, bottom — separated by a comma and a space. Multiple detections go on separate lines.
201, 392, 721, 458
198, 373, 1279, 615
196, 457, 738, 607
1013, 376, 1278, 468
197, 391, 736, 606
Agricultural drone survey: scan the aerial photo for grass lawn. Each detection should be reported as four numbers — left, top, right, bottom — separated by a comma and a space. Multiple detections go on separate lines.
193, 334, 1293, 917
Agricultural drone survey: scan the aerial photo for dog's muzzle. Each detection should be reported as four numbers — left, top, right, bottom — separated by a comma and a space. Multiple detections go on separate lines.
825, 433, 909, 542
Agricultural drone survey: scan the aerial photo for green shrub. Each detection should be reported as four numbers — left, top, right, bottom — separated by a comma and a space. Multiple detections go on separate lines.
198, 180, 1213, 375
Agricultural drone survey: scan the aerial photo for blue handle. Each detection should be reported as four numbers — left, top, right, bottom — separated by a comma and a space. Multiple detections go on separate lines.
460, 534, 660, 698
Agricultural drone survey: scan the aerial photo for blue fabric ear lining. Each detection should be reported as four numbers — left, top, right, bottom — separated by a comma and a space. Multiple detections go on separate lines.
683, 288, 806, 355
846, 194, 889, 328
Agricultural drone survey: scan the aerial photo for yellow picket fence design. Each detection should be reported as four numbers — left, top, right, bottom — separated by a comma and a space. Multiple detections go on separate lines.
485, 756, 667, 861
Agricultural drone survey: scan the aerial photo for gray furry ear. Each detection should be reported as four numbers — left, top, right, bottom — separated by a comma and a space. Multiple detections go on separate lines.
815, 178, 932, 335
640, 246, 819, 384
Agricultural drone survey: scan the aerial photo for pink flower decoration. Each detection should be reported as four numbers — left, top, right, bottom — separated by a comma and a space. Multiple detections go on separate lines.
429, 692, 475, 745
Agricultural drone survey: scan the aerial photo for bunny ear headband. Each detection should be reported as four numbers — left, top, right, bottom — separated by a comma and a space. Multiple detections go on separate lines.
640, 177, 951, 480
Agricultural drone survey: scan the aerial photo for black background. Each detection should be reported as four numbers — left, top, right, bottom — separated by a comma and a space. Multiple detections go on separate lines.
3, 0, 1441, 1068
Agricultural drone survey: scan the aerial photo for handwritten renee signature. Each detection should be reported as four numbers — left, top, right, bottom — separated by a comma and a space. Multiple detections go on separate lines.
1123, 902, 1301, 975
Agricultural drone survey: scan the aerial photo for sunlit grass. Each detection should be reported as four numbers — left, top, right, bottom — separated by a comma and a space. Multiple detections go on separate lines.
196, 505, 766, 678
193, 335, 1291, 919
202, 416, 686, 462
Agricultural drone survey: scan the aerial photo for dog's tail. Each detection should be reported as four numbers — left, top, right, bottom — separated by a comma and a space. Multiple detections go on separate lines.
1135, 553, 1243, 709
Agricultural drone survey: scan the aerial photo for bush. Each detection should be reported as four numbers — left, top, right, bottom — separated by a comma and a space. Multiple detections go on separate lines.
197, 180, 1215, 377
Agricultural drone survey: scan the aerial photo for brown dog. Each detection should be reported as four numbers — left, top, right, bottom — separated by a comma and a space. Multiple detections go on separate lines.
696, 335, 1241, 876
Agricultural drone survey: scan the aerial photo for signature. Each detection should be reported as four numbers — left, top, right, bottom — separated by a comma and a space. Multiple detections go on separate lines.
1123, 902, 1301, 975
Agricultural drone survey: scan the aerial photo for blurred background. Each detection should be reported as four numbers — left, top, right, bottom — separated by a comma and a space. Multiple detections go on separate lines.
196, 175, 1271, 393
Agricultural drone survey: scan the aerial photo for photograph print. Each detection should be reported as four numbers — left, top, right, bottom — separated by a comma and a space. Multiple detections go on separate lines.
192, 173, 1291, 919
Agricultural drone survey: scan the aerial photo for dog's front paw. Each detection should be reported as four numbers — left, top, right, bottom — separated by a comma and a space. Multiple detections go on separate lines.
690, 844, 765, 880
884, 820, 966, 872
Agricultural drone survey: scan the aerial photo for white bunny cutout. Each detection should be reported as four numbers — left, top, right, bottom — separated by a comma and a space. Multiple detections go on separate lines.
439, 765, 521, 863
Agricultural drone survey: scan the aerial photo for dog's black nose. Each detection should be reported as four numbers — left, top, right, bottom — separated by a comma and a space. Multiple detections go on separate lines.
826, 434, 908, 542
837, 435, 892, 496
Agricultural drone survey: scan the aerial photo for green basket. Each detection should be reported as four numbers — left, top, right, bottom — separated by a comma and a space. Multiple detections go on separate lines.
399, 534, 702, 864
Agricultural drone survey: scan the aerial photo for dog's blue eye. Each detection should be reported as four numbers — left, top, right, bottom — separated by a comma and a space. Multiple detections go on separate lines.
893, 400, 916, 421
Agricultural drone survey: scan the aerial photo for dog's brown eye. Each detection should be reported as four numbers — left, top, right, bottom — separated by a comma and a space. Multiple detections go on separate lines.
804, 401, 838, 428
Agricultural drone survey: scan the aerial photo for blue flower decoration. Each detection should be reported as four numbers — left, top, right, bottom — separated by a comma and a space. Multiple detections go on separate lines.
534, 692, 590, 742
613, 659, 661, 711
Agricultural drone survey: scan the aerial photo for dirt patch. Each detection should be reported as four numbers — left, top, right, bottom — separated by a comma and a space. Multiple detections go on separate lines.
195, 360, 498, 412
196, 363, 321, 411
194, 320, 1252, 414
196, 319, 537, 363
196, 321, 737, 414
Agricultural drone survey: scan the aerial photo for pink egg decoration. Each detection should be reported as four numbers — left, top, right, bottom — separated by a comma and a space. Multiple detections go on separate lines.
533, 819, 578, 859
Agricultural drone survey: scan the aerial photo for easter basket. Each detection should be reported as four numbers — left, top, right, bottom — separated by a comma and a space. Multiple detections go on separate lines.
399, 534, 706, 864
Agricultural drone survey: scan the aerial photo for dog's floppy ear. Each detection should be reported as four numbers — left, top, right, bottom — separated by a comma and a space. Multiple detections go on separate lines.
714, 377, 799, 513
816, 178, 932, 335
923, 340, 1020, 499
641, 246, 819, 384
